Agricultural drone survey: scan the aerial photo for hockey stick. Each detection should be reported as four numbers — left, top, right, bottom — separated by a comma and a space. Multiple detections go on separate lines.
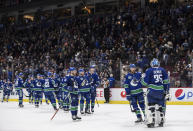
50, 93, 70, 120
15, 89, 30, 97
163, 71, 171, 115
50, 107, 60, 121
95, 97, 99, 108
129, 101, 135, 112
23, 92, 30, 97
23, 88, 32, 97
144, 91, 149, 124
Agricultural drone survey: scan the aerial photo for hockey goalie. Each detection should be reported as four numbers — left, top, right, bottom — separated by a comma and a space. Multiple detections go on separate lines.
141, 58, 170, 128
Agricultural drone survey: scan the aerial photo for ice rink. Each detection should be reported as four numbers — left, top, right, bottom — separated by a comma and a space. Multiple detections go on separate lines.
0, 102, 193, 131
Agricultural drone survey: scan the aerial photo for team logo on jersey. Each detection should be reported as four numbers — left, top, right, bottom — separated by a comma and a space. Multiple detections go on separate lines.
175, 89, 185, 100
130, 78, 139, 86
37, 82, 41, 86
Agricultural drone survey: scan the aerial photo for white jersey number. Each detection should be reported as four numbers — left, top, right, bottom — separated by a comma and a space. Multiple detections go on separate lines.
45, 81, 50, 87
154, 74, 163, 83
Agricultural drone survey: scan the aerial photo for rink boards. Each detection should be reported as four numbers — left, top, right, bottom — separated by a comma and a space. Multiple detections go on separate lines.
96, 88, 193, 105
0, 88, 193, 105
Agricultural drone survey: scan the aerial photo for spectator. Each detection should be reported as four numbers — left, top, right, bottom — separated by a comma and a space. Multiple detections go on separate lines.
0, 3, 192, 88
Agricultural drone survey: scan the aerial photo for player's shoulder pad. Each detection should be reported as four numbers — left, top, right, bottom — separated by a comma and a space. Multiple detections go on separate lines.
145, 67, 154, 73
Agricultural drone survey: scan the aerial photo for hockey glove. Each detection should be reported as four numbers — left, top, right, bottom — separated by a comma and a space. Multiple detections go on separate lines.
90, 86, 96, 93
126, 95, 131, 101
165, 91, 171, 101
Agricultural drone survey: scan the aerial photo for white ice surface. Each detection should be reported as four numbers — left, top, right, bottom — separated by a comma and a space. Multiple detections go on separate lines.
0, 102, 193, 131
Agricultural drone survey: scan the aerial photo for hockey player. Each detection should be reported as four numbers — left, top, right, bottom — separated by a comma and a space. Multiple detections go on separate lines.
0, 80, 3, 98
41, 75, 49, 104
65, 67, 81, 121
24, 75, 34, 104
42, 72, 57, 110
33, 74, 44, 108
87, 65, 100, 113
77, 69, 91, 115
14, 73, 25, 107
124, 64, 145, 123
141, 58, 170, 128
59, 71, 70, 112
39, 75, 45, 104
2, 79, 13, 102
1, 79, 5, 102
53, 73, 62, 107
0, 79, 3, 92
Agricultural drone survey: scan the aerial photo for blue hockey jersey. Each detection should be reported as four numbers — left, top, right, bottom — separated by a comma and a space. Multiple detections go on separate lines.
24, 79, 34, 92
0, 80, 4, 90
59, 76, 68, 92
65, 75, 79, 94
53, 77, 60, 91
87, 72, 100, 89
32, 79, 44, 92
4, 82, 13, 92
141, 67, 169, 98
43, 78, 55, 92
14, 77, 24, 90
124, 72, 143, 96
108, 77, 115, 88
77, 75, 90, 92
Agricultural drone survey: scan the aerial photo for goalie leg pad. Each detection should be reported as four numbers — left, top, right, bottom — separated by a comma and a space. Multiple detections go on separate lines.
146, 105, 156, 125
156, 105, 165, 126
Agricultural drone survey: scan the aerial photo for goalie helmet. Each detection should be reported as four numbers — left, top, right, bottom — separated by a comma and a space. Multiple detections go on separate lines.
150, 58, 160, 68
